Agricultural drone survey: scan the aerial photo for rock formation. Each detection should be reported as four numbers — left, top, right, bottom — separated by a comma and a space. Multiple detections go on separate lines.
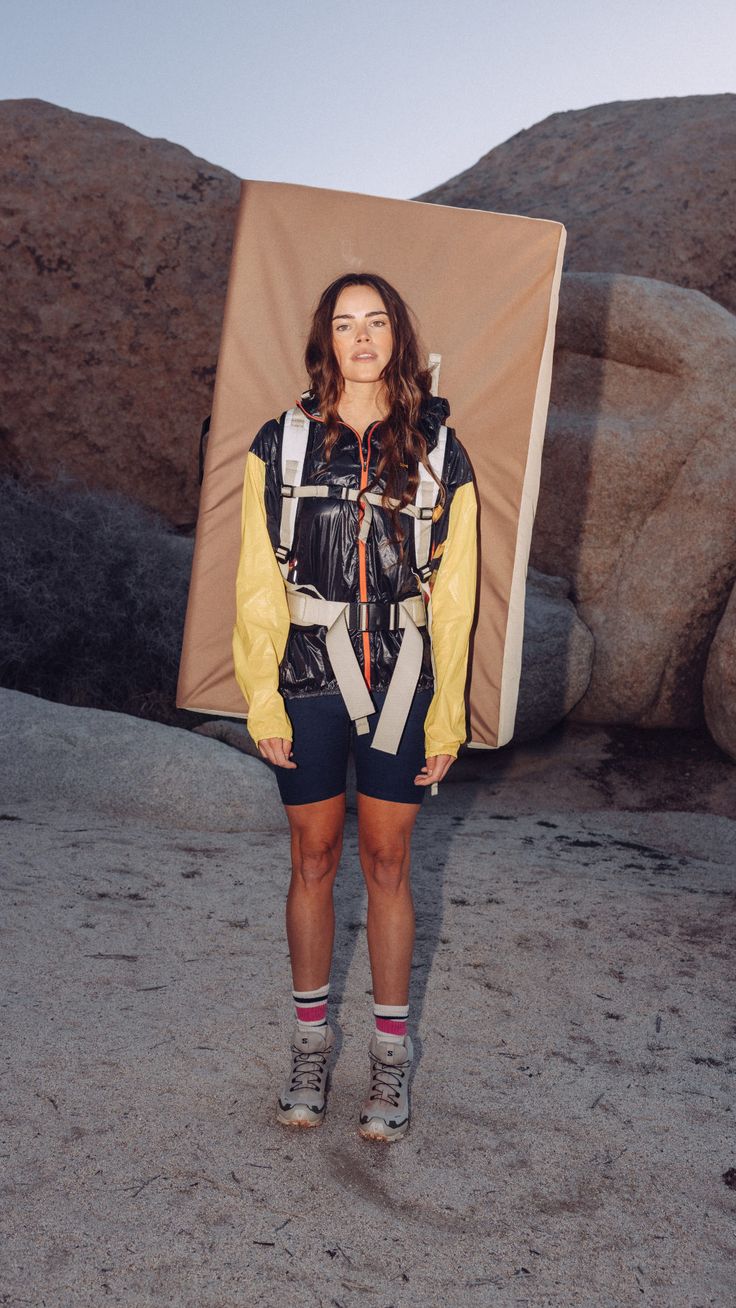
0, 472, 194, 723
703, 590, 736, 762
0, 99, 239, 526
3, 96, 736, 758
532, 271, 736, 732
419, 95, 736, 315
0, 687, 285, 830
514, 569, 594, 742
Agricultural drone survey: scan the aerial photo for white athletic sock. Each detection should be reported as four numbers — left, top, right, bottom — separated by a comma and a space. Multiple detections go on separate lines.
373, 1001, 409, 1045
293, 981, 329, 1031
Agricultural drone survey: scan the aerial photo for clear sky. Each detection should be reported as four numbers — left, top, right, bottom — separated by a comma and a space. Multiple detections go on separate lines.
2, 0, 735, 198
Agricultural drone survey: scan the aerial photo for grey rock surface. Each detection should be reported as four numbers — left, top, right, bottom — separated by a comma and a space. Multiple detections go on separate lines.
419, 93, 736, 315
531, 271, 736, 731
0, 98, 239, 526
1, 791, 733, 1306
193, 716, 261, 757
515, 568, 594, 742
703, 581, 736, 762
0, 687, 285, 831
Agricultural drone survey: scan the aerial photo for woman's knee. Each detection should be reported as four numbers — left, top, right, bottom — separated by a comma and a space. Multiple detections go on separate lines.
360, 836, 411, 894
287, 795, 344, 889
291, 831, 343, 888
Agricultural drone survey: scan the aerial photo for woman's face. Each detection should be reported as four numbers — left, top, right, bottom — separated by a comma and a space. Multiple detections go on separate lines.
331, 283, 393, 384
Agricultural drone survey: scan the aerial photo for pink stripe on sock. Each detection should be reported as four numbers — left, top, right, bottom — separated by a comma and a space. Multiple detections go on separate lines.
296, 1002, 327, 1023
376, 1016, 407, 1036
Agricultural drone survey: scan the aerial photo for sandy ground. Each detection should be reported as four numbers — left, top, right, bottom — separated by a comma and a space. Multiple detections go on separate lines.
1, 690, 736, 1302
1, 714, 735, 1307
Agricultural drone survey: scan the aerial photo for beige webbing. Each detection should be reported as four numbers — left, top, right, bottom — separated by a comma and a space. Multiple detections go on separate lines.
285, 588, 427, 753
369, 607, 425, 754
323, 613, 375, 735
414, 479, 435, 571
284, 485, 431, 547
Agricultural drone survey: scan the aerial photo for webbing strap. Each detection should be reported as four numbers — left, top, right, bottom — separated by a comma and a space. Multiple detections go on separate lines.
281, 482, 436, 550
287, 590, 425, 631
284, 484, 358, 501
414, 425, 448, 572
277, 410, 446, 572
284, 484, 433, 515
414, 480, 435, 574
285, 588, 427, 754
277, 407, 310, 577
370, 607, 425, 754
324, 613, 376, 736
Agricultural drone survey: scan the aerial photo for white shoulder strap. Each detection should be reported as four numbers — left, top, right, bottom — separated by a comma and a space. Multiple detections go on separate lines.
414, 425, 448, 574
276, 406, 310, 577
427, 352, 442, 396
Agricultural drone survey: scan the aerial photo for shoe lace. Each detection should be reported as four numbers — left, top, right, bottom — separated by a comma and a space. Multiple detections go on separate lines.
289, 1048, 327, 1092
369, 1055, 406, 1108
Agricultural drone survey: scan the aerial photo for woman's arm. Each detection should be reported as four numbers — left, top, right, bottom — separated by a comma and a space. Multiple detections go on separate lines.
422, 476, 479, 759
231, 447, 293, 749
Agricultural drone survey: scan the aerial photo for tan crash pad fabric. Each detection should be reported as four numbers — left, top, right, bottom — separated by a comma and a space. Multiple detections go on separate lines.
176, 180, 565, 748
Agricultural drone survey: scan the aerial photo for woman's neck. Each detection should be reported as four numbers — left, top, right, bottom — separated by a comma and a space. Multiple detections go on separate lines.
337, 379, 388, 432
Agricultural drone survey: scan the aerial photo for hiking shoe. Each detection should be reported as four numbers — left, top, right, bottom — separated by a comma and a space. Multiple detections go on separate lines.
276, 1023, 335, 1129
358, 1032, 414, 1142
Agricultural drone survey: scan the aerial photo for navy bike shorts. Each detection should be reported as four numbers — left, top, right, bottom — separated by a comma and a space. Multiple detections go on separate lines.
272, 686, 434, 807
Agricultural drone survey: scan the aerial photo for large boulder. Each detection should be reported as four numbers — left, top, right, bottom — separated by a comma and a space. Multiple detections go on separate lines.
530, 272, 736, 730
703, 586, 736, 762
514, 569, 594, 742
0, 473, 194, 725
0, 688, 285, 831
0, 99, 239, 527
419, 94, 736, 315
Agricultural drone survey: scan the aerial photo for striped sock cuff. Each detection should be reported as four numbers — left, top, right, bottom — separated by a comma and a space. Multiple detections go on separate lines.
293, 981, 330, 1028
374, 1001, 409, 1040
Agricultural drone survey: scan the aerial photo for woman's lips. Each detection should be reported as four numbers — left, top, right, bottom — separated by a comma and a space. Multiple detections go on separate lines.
352, 352, 377, 360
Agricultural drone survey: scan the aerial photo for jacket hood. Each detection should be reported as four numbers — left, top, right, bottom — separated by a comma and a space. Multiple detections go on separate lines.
298, 390, 450, 450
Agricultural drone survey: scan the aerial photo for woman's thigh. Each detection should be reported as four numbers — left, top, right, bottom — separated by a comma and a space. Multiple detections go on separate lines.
352, 686, 433, 806
356, 792, 421, 877
274, 693, 351, 807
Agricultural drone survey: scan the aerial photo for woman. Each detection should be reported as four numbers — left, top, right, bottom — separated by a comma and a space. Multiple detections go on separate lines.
232, 272, 477, 1142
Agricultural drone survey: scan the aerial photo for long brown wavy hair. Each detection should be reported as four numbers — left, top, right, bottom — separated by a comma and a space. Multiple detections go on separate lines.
304, 272, 446, 545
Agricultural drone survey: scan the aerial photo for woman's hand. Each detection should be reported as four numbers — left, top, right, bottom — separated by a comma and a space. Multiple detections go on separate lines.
258, 737, 297, 769
414, 754, 455, 786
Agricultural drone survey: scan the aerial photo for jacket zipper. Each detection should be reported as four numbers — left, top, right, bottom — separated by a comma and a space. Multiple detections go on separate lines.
343, 418, 379, 690
298, 400, 380, 690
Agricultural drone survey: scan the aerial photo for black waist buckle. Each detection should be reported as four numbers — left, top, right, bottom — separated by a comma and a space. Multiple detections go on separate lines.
346, 600, 400, 632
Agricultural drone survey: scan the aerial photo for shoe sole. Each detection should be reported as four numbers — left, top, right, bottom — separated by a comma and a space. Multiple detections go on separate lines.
358, 1118, 408, 1143
276, 1108, 324, 1129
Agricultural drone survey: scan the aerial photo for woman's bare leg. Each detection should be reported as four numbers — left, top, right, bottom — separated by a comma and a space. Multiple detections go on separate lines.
357, 794, 421, 1003
284, 794, 346, 990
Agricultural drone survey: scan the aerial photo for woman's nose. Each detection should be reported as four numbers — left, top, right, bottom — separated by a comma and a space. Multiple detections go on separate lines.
356, 321, 372, 340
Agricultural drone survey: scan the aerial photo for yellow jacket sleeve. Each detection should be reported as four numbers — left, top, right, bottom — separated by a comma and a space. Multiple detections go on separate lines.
423, 479, 478, 758
231, 450, 293, 748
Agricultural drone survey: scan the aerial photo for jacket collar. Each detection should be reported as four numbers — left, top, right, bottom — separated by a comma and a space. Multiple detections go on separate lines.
297, 390, 450, 450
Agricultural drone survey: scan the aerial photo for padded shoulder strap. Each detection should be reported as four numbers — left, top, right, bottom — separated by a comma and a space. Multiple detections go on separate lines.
282, 405, 309, 480
414, 425, 448, 573
276, 406, 310, 576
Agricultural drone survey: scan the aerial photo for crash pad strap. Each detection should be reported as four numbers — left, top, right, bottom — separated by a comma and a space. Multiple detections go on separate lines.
285, 588, 427, 754
277, 407, 447, 570
415, 424, 448, 572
